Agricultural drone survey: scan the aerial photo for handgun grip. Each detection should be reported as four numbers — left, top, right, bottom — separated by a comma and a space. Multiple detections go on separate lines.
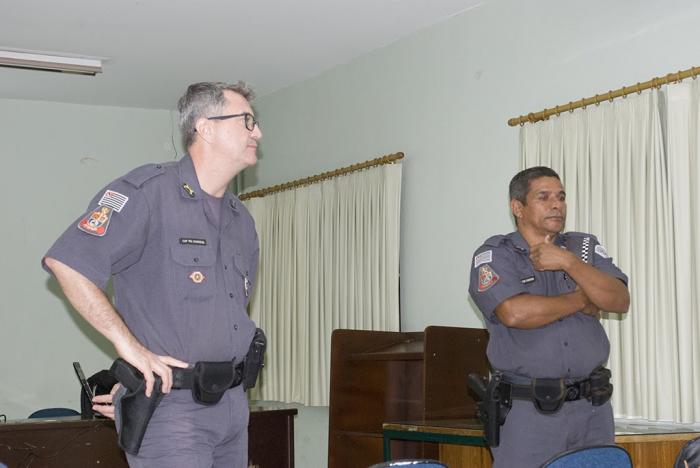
110, 358, 146, 391
468, 373, 488, 399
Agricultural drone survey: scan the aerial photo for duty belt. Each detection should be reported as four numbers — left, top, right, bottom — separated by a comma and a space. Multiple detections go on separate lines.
500, 366, 613, 413
172, 361, 245, 392
505, 377, 592, 402
110, 328, 267, 456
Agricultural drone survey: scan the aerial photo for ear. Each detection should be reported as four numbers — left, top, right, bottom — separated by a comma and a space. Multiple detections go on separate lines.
194, 117, 213, 143
510, 199, 524, 220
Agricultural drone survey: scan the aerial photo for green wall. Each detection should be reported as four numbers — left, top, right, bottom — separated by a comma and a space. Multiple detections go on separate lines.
0, 98, 181, 418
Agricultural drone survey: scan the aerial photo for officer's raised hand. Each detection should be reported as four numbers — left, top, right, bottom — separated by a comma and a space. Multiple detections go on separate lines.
529, 234, 576, 271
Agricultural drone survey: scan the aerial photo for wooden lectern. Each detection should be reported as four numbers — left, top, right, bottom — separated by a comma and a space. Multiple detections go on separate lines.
327, 326, 489, 468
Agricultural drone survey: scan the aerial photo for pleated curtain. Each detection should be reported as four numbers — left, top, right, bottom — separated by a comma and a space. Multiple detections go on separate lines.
666, 80, 700, 422
242, 163, 402, 406
520, 88, 700, 422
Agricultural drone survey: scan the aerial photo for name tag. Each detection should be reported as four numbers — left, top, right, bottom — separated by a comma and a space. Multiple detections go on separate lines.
521, 276, 535, 284
180, 238, 207, 246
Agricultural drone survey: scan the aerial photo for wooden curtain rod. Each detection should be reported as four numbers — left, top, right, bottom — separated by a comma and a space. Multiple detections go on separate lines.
508, 65, 700, 127
238, 152, 404, 200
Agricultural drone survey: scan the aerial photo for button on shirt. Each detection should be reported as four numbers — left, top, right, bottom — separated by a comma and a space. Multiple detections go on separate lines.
469, 231, 628, 381
44, 155, 258, 364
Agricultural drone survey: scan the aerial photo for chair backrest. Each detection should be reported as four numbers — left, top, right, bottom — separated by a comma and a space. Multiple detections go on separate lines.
368, 460, 447, 468
28, 407, 81, 419
675, 436, 700, 468
541, 444, 632, 468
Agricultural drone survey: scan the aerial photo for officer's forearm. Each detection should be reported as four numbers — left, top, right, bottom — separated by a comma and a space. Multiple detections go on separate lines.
563, 258, 630, 313
494, 291, 586, 329
44, 257, 139, 348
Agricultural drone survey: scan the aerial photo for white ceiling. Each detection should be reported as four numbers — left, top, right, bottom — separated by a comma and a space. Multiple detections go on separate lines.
1, 0, 483, 109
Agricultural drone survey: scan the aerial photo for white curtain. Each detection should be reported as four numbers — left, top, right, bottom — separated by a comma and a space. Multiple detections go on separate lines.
243, 163, 402, 406
520, 90, 693, 421
666, 80, 700, 422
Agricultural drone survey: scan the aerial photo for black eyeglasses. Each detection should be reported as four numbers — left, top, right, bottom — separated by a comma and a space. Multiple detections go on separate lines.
207, 112, 259, 131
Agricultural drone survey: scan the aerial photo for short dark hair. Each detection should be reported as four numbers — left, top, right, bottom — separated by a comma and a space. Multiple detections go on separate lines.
177, 81, 255, 149
509, 166, 561, 204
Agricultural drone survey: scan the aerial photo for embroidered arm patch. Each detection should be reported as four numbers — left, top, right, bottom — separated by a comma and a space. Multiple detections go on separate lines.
474, 250, 493, 268
478, 264, 500, 292
77, 190, 129, 237
595, 244, 610, 258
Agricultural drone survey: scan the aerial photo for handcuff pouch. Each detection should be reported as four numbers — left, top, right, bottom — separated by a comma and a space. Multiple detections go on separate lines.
192, 361, 235, 405
532, 378, 566, 414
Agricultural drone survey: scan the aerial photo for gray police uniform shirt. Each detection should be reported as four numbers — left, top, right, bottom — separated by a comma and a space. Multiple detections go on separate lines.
44, 155, 258, 365
469, 231, 628, 382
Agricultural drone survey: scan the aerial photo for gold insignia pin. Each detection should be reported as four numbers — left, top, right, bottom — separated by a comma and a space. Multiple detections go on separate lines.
189, 271, 205, 284
182, 183, 195, 198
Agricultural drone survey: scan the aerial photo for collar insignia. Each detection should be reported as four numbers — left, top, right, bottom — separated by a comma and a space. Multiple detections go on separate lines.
182, 183, 196, 198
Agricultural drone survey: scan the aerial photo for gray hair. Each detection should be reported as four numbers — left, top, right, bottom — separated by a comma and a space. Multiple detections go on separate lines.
509, 166, 561, 204
177, 81, 256, 149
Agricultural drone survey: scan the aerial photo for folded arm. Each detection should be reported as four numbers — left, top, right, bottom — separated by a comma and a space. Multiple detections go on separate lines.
563, 258, 629, 313
494, 289, 594, 329
529, 236, 630, 313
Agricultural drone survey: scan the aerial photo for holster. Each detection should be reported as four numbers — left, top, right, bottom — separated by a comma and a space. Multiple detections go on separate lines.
110, 358, 164, 456
243, 328, 267, 390
468, 373, 510, 447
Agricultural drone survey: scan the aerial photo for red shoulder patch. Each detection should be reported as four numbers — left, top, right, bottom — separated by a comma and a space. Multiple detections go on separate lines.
77, 206, 113, 237
478, 265, 499, 292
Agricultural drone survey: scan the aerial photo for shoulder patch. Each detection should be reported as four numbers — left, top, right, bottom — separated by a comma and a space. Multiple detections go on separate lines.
78, 206, 113, 236
98, 189, 129, 212
474, 250, 492, 268
123, 163, 168, 188
595, 244, 610, 258
478, 265, 500, 292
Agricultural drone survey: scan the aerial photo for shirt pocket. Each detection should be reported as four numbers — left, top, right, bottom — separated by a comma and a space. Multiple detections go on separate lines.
170, 245, 216, 304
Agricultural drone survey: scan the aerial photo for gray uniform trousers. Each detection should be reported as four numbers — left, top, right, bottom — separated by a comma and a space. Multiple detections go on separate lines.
490, 399, 614, 468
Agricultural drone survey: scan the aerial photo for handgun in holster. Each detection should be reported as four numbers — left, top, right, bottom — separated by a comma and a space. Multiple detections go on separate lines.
110, 358, 164, 455
242, 328, 267, 390
468, 372, 510, 447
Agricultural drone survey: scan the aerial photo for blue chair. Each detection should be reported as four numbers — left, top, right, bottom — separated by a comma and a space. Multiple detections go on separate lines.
675, 436, 700, 468
28, 407, 81, 419
541, 444, 632, 467
368, 460, 447, 468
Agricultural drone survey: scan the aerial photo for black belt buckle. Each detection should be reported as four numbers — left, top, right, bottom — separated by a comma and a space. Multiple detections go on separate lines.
564, 379, 589, 401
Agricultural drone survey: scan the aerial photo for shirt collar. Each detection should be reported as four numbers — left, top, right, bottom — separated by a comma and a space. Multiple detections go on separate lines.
509, 231, 531, 253
509, 230, 564, 253
176, 154, 240, 214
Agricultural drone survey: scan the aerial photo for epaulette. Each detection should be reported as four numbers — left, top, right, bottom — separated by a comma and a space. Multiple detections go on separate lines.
122, 163, 169, 188
563, 232, 598, 264
563, 231, 598, 242
484, 234, 507, 247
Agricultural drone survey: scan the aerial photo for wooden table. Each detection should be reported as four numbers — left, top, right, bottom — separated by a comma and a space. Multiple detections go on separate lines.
0, 406, 297, 468
383, 419, 700, 468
